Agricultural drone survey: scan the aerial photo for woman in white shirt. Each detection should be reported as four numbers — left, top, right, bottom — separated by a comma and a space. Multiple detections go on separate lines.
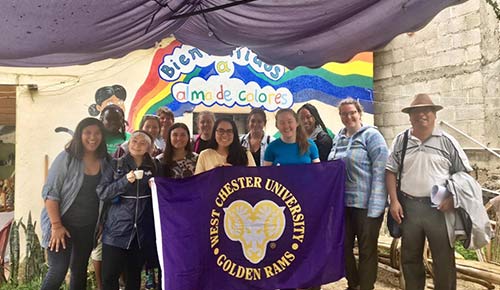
195, 118, 255, 174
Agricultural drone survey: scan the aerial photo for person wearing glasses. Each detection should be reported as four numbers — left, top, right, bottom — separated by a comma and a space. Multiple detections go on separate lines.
195, 118, 255, 174
298, 103, 333, 161
328, 98, 388, 290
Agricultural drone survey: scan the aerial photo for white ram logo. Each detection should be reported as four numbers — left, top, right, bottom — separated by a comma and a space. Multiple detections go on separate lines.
223, 200, 286, 264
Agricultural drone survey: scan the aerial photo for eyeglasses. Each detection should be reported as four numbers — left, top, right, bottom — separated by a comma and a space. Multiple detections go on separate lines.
340, 111, 358, 117
216, 128, 234, 135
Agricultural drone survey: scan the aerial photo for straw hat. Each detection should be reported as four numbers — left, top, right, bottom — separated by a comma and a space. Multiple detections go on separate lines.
402, 94, 443, 113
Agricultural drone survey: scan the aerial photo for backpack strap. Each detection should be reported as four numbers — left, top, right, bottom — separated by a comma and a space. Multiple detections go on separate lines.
397, 129, 409, 193
193, 136, 200, 153
113, 157, 125, 179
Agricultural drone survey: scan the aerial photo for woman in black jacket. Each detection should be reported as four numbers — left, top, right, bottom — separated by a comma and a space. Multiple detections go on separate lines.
298, 103, 333, 161
97, 130, 157, 290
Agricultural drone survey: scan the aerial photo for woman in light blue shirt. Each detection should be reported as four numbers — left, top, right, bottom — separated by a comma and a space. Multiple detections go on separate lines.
264, 108, 320, 166
328, 98, 389, 290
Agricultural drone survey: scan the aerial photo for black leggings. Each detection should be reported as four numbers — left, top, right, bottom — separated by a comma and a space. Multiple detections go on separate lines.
102, 238, 146, 290
41, 224, 95, 290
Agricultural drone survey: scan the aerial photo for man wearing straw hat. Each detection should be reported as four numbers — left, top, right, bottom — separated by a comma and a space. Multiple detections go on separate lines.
385, 93, 472, 290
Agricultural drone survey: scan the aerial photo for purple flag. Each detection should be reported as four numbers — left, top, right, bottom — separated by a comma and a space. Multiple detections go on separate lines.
151, 161, 346, 290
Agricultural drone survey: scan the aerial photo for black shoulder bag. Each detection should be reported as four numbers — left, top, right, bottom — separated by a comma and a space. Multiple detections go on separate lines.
387, 129, 409, 238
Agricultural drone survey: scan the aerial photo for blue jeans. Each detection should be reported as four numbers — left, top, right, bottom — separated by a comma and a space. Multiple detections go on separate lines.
41, 224, 95, 290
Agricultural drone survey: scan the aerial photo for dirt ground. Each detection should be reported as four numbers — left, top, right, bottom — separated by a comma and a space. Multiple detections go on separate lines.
476, 167, 500, 193
320, 267, 488, 290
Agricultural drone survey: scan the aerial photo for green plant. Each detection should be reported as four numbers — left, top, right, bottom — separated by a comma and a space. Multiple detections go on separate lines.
8, 218, 21, 285
0, 277, 42, 290
19, 212, 46, 283
455, 241, 478, 261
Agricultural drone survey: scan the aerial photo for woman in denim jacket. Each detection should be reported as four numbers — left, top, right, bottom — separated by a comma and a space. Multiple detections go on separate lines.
40, 117, 109, 290
328, 98, 389, 290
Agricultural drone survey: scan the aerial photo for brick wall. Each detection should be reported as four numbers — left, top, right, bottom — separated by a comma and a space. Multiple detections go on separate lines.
374, 0, 500, 170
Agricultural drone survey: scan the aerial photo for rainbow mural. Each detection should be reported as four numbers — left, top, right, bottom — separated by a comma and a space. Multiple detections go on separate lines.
128, 39, 373, 130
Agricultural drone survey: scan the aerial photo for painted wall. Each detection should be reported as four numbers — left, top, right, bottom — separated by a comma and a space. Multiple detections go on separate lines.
373, 0, 500, 171
0, 38, 374, 242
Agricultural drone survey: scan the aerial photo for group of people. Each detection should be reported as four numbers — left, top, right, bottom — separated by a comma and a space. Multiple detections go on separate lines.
40, 93, 472, 290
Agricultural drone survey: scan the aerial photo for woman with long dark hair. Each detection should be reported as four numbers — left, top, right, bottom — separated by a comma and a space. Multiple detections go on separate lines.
40, 117, 109, 290
240, 108, 274, 166
195, 118, 255, 174
298, 103, 333, 161
158, 123, 198, 178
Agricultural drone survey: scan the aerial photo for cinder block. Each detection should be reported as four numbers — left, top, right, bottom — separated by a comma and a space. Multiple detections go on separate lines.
440, 93, 467, 106
426, 35, 453, 54
384, 112, 407, 126
466, 87, 484, 103
374, 65, 392, 80
412, 25, 438, 42
452, 28, 481, 48
451, 0, 480, 17
465, 45, 482, 62
439, 48, 466, 66
437, 108, 456, 123
459, 71, 483, 89
438, 15, 467, 35
392, 60, 415, 76
455, 105, 484, 120
465, 12, 481, 29
373, 113, 384, 125
413, 56, 436, 72
404, 44, 427, 59
375, 50, 394, 66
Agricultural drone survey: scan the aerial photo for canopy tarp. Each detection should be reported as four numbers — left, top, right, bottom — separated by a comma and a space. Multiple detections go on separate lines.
0, 0, 467, 68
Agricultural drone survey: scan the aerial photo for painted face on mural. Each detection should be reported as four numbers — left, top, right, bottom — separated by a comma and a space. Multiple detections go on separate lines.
96, 95, 126, 113
248, 113, 266, 135
198, 114, 215, 137
298, 108, 316, 135
276, 111, 298, 142
170, 127, 189, 150
142, 119, 160, 140
215, 121, 234, 149
81, 125, 103, 153
339, 104, 362, 132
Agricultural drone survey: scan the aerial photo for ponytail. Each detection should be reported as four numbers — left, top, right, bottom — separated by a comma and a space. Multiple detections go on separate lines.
275, 108, 310, 155
296, 124, 310, 155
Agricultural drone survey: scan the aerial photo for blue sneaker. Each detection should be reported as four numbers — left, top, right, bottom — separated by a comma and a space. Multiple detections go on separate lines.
145, 270, 156, 290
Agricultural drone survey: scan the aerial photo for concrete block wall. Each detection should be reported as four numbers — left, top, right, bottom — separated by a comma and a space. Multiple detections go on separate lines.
374, 0, 500, 171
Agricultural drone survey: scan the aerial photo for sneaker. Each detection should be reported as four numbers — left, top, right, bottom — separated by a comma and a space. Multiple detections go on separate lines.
145, 271, 156, 290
